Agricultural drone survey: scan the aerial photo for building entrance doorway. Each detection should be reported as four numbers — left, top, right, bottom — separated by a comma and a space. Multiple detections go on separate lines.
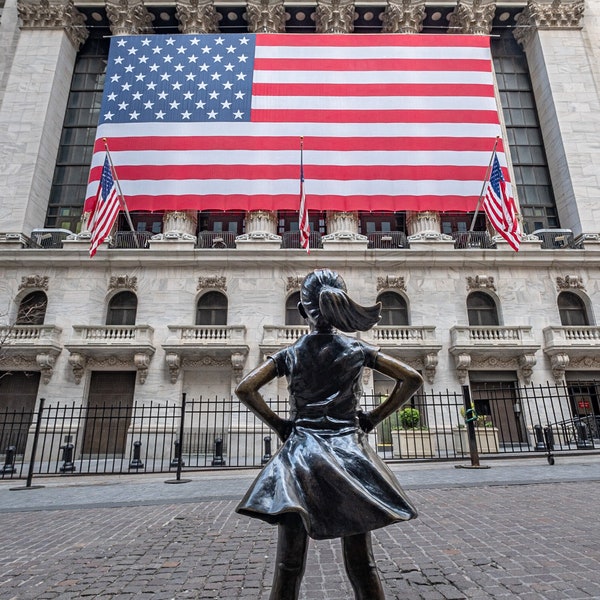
82, 371, 136, 456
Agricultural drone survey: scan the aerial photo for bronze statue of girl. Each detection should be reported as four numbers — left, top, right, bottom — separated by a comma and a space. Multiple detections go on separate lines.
236, 269, 424, 600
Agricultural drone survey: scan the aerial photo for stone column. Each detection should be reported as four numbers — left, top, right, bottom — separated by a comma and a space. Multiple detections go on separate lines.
514, 0, 598, 237
448, 0, 496, 34
406, 211, 452, 241
175, 0, 219, 33
322, 211, 368, 249
0, 0, 87, 242
235, 210, 282, 249
245, 0, 286, 33
381, 0, 426, 33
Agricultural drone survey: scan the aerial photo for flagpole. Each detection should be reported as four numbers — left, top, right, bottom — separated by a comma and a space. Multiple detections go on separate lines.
469, 136, 501, 233
102, 138, 140, 248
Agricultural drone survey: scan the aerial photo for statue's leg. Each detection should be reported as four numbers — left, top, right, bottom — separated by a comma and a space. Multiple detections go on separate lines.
341, 532, 385, 600
269, 513, 309, 600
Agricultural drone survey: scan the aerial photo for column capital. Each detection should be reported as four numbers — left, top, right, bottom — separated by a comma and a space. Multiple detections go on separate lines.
315, 0, 356, 33
246, 0, 286, 33
175, 0, 220, 34
381, 0, 426, 34
448, 0, 496, 35
514, 0, 584, 47
106, 0, 154, 36
17, 0, 88, 49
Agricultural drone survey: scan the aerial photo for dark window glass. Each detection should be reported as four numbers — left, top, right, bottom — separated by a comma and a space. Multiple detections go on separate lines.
558, 292, 589, 326
285, 292, 305, 326
377, 292, 409, 326
196, 292, 227, 326
16, 291, 48, 325
467, 292, 499, 326
106, 291, 137, 326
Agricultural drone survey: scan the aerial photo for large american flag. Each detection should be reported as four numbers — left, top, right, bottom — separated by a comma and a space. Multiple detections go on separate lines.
85, 33, 508, 213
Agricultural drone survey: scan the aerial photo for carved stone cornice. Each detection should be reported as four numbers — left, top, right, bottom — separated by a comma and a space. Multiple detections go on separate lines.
514, 0, 585, 47
315, 0, 356, 33
175, 0, 219, 34
106, 0, 154, 35
381, 0, 425, 33
448, 0, 496, 35
377, 276, 406, 292
286, 276, 304, 292
246, 0, 286, 32
19, 275, 49, 291
109, 275, 138, 292
17, 0, 88, 48
197, 276, 227, 292
556, 275, 585, 291
466, 275, 496, 292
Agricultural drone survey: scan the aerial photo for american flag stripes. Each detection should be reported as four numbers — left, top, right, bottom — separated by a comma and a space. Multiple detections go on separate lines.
89, 157, 121, 257
483, 152, 521, 251
86, 33, 508, 213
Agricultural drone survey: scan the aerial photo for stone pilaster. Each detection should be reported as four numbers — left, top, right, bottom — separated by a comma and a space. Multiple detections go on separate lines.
448, 0, 496, 35
0, 0, 87, 237
175, 0, 219, 34
315, 0, 355, 33
245, 0, 286, 32
381, 0, 426, 33
235, 210, 282, 249
514, 0, 584, 47
322, 211, 367, 249
105, 0, 153, 35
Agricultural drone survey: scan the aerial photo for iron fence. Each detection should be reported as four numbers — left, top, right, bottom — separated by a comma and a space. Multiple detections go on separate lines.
1, 382, 599, 480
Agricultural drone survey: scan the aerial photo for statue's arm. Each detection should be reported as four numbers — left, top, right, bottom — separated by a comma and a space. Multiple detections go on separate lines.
235, 359, 293, 441
359, 352, 424, 432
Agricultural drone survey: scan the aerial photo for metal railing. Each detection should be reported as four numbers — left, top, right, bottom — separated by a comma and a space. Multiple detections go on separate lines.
197, 231, 236, 249
367, 231, 410, 249
1, 382, 598, 480
111, 231, 153, 249
281, 231, 323, 249
452, 231, 496, 249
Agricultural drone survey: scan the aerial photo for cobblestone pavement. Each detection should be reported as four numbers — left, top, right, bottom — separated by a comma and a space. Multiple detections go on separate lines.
1, 455, 599, 599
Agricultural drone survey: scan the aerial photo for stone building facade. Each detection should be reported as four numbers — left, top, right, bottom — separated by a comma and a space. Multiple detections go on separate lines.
1, 0, 600, 461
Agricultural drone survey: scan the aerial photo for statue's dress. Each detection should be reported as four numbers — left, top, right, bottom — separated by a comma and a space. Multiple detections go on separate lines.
236, 331, 417, 540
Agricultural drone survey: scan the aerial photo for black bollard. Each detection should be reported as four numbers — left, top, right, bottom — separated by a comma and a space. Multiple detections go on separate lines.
1, 446, 17, 475
170, 439, 185, 468
128, 440, 145, 470
533, 425, 546, 451
261, 436, 272, 465
543, 426, 555, 465
211, 437, 226, 467
59, 440, 76, 473
575, 422, 593, 449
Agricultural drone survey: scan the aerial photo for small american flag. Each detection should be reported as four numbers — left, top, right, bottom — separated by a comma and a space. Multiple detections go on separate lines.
86, 33, 506, 213
483, 152, 521, 251
89, 156, 121, 257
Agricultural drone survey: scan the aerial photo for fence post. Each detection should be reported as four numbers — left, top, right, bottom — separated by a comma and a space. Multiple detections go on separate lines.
59, 435, 76, 473
128, 441, 144, 470
455, 386, 489, 470
10, 397, 46, 490
211, 437, 226, 466
261, 436, 272, 465
1, 446, 17, 475
165, 393, 191, 484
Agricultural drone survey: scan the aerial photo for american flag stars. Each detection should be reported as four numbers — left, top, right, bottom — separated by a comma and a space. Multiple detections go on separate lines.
100, 35, 255, 124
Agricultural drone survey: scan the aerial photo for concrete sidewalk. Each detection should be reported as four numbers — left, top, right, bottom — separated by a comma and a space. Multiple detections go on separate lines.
1, 454, 600, 599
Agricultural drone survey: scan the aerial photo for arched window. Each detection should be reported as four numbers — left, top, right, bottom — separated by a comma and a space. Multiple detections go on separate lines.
558, 291, 589, 326
285, 292, 305, 326
196, 291, 227, 326
377, 292, 409, 326
467, 292, 499, 326
16, 291, 48, 325
106, 291, 138, 326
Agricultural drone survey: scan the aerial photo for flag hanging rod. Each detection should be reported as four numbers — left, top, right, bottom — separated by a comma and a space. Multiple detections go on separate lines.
469, 135, 500, 233
102, 138, 140, 248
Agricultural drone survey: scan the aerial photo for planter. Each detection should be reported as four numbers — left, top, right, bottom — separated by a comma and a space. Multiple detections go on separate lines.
453, 427, 499, 455
392, 429, 436, 458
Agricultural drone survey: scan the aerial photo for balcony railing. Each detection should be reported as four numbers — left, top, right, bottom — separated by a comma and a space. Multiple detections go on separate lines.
451, 326, 536, 345
367, 231, 410, 249
262, 325, 309, 348
111, 231, 153, 249
69, 325, 154, 346
544, 326, 600, 347
452, 231, 496, 249
362, 326, 437, 344
281, 231, 323, 249
197, 231, 236, 249
166, 325, 247, 345
532, 229, 582, 249
0, 325, 62, 346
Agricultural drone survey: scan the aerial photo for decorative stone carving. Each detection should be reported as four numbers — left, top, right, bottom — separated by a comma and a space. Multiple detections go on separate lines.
105, 0, 153, 35
231, 352, 247, 382
466, 275, 496, 292
17, 0, 88, 48
514, 0, 585, 47
381, 0, 426, 33
377, 276, 406, 292
550, 352, 570, 381
556, 275, 585, 291
185, 355, 230, 368
134, 352, 152, 384
19, 275, 49, 291
175, 0, 220, 33
109, 275, 138, 292
448, 0, 496, 35
322, 212, 367, 242
68, 352, 87, 384
246, 0, 286, 32
197, 276, 227, 292
518, 353, 536, 385
36, 353, 56, 384
166, 352, 181, 383
315, 0, 356, 33
237, 210, 281, 242
406, 211, 443, 237
286, 276, 304, 292
154, 211, 198, 242
455, 353, 471, 384
423, 353, 438, 385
